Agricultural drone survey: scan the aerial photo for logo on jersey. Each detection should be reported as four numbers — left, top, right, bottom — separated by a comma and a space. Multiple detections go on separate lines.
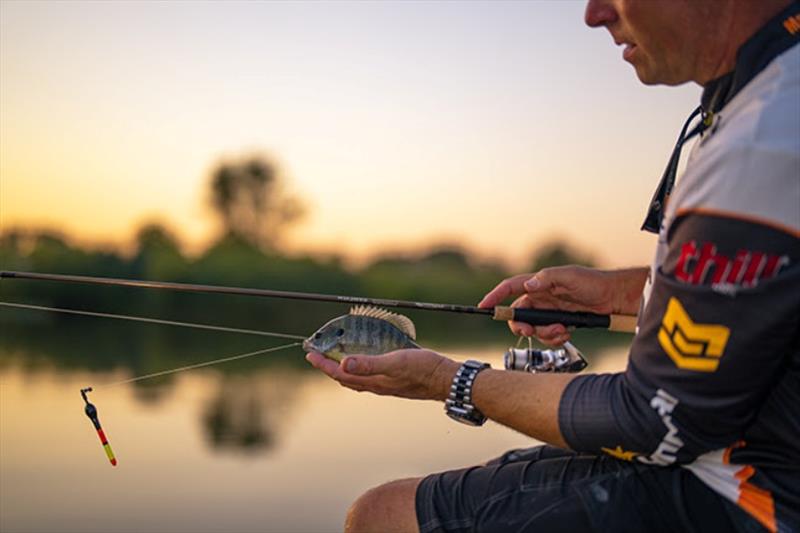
675, 241, 789, 289
601, 445, 639, 462
658, 298, 730, 372
638, 389, 683, 466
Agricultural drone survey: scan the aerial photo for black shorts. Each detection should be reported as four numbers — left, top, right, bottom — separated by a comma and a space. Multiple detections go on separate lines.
415, 445, 766, 533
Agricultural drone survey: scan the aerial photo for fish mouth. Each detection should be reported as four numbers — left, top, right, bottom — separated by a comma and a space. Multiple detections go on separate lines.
302, 339, 314, 352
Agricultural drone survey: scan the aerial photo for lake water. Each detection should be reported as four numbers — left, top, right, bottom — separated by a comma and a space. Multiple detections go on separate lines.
0, 326, 629, 532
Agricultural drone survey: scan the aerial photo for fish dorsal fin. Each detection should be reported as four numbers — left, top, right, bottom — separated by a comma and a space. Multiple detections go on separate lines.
349, 305, 417, 340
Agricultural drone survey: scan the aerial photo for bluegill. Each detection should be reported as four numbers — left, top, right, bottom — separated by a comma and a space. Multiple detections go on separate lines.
303, 306, 420, 362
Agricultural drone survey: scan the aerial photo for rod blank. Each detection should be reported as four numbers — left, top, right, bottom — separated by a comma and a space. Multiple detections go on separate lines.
0, 270, 489, 315
0, 270, 637, 332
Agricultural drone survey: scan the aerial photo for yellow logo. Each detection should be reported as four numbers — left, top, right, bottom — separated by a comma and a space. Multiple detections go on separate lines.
658, 297, 730, 372
601, 445, 639, 462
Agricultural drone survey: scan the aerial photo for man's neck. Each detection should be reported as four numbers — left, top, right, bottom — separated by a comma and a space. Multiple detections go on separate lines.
697, 0, 794, 85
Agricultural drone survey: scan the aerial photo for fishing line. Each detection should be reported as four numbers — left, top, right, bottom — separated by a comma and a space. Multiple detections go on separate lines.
78, 340, 301, 466
0, 300, 308, 466
97, 341, 303, 388
0, 300, 305, 385
0, 301, 306, 340
0, 301, 307, 385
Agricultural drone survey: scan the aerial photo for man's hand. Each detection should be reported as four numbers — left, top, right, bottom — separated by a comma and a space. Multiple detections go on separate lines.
478, 266, 648, 344
305, 349, 460, 401
307, 347, 574, 447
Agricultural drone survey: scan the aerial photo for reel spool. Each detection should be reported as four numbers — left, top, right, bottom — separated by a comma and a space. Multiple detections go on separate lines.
504, 338, 588, 373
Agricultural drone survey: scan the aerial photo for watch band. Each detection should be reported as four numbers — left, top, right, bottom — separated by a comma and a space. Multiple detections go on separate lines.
445, 360, 490, 426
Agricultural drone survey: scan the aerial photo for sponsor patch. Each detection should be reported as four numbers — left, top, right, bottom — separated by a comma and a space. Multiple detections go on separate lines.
675, 240, 788, 288
638, 389, 683, 466
658, 298, 730, 372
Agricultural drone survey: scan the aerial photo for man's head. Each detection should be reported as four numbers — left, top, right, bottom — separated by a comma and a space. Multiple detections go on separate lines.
584, 0, 792, 86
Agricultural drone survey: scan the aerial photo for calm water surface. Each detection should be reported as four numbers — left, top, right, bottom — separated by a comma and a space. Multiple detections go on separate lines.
0, 336, 628, 533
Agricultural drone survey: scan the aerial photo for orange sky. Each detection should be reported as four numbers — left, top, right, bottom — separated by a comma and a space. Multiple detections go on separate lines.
0, 1, 700, 269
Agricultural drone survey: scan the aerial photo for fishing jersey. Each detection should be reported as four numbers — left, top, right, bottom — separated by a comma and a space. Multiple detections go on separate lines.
559, 5, 800, 533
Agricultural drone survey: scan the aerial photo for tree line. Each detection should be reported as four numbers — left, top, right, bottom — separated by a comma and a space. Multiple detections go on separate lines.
0, 154, 603, 377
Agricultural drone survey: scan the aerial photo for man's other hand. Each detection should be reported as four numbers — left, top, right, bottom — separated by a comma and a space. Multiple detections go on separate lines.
478, 266, 648, 344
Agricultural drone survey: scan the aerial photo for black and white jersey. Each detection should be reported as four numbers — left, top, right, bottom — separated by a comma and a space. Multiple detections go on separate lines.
559, 5, 800, 532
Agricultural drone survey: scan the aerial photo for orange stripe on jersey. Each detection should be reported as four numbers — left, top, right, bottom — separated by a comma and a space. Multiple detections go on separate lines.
734, 464, 755, 481
722, 440, 745, 465
735, 465, 777, 533
722, 447, 733, 465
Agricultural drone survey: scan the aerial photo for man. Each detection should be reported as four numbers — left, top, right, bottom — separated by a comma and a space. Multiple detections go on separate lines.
307, 1, 800, 531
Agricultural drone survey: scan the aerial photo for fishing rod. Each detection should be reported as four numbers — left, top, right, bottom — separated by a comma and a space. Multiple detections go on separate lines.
0, 270, 637, 332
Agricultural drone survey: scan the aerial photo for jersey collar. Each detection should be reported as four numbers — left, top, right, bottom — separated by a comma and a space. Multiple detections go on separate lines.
702, 1, 800, 114
641, 2, 800, 234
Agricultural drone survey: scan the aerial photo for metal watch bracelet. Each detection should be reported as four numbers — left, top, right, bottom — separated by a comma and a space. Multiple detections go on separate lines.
444, 359, 490, 426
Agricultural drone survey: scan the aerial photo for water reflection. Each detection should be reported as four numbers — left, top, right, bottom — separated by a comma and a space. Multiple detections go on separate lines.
205, 381, 274, 452
130, 378, 176, 405
203, 373, 301, 454
0, 317, 631, 532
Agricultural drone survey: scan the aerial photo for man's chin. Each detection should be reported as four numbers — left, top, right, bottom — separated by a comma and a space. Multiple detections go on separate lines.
630, 60, 693, 86
633, 67, 688, 87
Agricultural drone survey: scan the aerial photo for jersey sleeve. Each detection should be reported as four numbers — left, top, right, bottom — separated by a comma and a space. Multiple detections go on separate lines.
558, 212, 800, 465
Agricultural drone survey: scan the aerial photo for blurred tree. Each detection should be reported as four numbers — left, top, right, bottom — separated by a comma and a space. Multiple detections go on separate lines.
209, 155, 305, 250
193, 232, 269, 286
420, 246, 471, 270
135, 223, 181, 252
361, 244, 506, 304
527, 240, 595, 272
0, 229, 27, 268
131, 222, 187, 280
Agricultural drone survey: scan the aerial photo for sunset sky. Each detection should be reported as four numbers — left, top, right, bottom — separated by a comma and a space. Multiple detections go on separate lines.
0, 0, 700, 268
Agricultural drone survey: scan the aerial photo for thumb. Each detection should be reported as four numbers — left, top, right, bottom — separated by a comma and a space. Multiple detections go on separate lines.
342, 355, 385, 375
524, 271, 552, 292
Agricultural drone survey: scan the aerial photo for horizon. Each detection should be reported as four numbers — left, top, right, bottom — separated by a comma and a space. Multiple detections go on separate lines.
0, 221, 589, 275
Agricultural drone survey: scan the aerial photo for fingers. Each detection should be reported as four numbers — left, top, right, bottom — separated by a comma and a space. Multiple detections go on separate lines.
306, 349, 452, 401
341, 351, 404, 376
508, 295, 536, 337
522, 267, 580, 301
305, 350, 409, 385
305, 352, 341, 378
507, 323, 571, 346
523, 270, 554, 293
506, 296, 570, 344
306, 351, 391, 390
478, 273, 534, 308
537, 328, 571, 347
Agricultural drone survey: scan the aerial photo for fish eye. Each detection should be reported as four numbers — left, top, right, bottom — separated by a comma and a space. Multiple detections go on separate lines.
314, 333, 321, 339
335, 328, 345, 337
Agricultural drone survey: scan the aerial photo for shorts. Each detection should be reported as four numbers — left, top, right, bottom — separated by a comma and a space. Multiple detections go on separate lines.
415, 445, 766, 533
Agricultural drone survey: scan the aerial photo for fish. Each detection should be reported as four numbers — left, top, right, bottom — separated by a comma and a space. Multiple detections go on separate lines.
303, 305, 420, 362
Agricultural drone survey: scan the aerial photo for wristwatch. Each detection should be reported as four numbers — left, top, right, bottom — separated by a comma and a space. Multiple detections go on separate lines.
444, 360, 491, 426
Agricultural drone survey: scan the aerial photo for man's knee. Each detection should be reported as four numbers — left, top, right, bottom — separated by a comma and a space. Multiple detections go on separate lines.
345, 477, 422, 533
